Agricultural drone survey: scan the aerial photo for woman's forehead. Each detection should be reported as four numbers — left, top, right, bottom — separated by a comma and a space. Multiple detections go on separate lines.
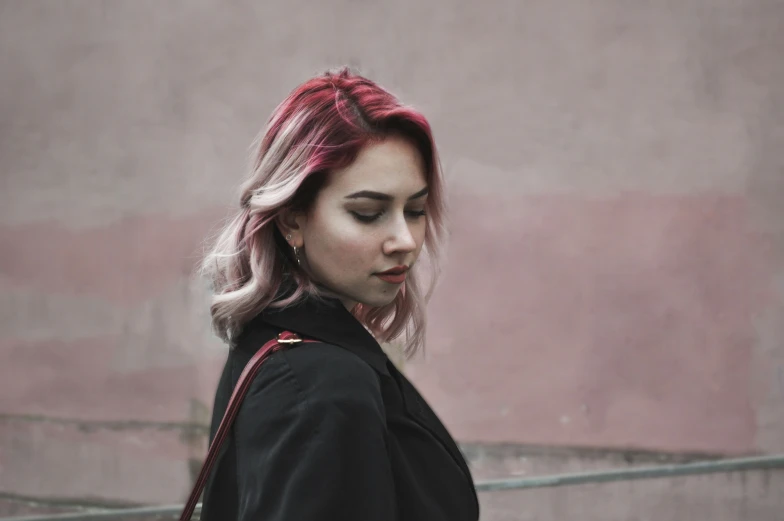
326, 138, 427, 196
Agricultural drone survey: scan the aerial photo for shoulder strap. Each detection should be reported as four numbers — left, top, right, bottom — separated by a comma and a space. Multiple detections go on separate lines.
180, 331, 317, 521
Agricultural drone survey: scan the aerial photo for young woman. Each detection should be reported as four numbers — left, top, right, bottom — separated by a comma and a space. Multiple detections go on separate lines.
199, 68, 479, 521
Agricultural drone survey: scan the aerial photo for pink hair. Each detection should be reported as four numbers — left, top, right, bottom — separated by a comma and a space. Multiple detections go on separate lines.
200, 67, 447, 356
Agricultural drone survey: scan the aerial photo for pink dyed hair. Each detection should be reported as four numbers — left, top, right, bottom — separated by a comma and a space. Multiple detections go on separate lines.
200, 67, 447, 356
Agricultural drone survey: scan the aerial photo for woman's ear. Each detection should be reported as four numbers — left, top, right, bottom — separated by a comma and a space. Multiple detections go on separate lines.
275, 207, 306, 248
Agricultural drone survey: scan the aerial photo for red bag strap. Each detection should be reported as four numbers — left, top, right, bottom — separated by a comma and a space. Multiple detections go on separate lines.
180, 331, 318, 521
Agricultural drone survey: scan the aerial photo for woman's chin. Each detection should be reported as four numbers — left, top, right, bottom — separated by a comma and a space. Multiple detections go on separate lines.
352, 291, 400, 310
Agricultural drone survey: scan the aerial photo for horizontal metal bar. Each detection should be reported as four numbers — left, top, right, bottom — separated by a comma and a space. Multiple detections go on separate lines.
0, 505, 196, 521
473, 454, 784, 492
0, 414, 208, 434
3, 454, 783, 521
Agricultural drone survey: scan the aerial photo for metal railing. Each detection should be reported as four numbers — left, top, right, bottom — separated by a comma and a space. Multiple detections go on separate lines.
3, 454, 783, 521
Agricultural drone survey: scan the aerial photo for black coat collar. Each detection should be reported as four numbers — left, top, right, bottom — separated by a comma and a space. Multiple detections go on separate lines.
244, 289, 391, 376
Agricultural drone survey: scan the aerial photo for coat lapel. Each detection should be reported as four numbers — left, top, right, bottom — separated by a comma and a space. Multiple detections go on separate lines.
388, 364, 478, 493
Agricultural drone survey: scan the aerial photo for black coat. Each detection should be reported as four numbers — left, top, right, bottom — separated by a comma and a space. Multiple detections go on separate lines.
200, 293, 480, 521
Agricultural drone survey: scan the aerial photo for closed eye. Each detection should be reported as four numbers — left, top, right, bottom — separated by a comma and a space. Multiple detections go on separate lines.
351, 211, 382, 223
350, 210, 427, 224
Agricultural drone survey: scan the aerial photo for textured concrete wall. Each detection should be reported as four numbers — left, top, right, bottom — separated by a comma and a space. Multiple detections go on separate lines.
1, 0, 783, 518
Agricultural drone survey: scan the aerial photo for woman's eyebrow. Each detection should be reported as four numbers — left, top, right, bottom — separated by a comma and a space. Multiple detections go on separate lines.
344, 187, 429, 201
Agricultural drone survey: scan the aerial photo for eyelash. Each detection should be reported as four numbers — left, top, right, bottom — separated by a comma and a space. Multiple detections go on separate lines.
351, 210, 427, 223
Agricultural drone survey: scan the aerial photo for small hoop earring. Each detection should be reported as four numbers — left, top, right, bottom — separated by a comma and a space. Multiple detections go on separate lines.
286, 233, 292, 242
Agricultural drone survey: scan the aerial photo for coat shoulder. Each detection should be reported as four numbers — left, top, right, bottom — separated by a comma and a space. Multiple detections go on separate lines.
281, 342, 384, 408
241, 341, 385, 418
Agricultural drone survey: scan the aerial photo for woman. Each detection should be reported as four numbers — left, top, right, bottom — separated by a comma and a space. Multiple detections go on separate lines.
199, 68, 479, 521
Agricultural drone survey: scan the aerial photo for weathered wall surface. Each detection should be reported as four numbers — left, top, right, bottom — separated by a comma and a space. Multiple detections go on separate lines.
1, 1, 782, 518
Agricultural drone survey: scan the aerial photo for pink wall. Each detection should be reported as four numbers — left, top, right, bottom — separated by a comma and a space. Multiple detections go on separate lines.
414, 193, 774, 453
1, 0, 783, 508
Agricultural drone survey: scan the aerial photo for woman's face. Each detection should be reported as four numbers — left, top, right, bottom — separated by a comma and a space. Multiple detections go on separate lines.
293, 136, 429, 310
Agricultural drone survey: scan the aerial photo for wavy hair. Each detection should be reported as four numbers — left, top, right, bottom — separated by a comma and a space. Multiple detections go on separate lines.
200, 67, 447, 356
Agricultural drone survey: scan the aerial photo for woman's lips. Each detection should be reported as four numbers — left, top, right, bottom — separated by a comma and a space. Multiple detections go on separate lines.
375, 272, 407, 284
